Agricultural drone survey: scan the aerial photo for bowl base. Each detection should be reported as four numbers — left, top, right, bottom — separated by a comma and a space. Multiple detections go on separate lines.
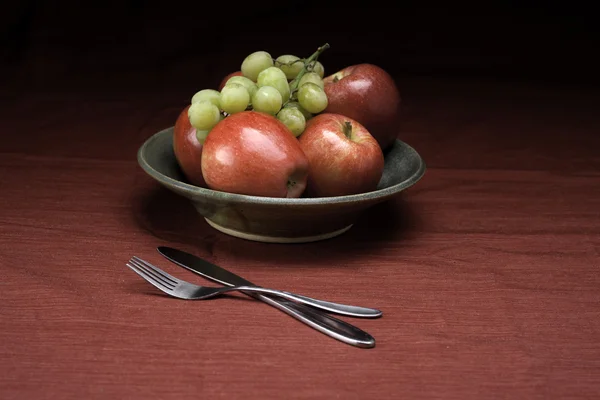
204, 218, 353, 244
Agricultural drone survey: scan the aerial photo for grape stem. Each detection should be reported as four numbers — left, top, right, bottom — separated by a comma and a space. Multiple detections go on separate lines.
286, 43, 330, 105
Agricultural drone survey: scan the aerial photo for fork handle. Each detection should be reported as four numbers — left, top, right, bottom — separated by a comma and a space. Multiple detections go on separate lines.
236, 286, 382, 318
245, 291, 375, 348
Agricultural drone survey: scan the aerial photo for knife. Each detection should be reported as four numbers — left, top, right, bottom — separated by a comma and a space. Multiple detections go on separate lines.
157, 246, 376, 348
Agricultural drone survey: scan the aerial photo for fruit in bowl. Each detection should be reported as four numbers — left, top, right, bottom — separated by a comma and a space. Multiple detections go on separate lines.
299, 113, 384, 198
151, 43, 425, 242
323, 63, 402, 151
172, 104, 207, 187
201, 111, 309, 198
173, 43, 409, 198
174, 44, 334, 197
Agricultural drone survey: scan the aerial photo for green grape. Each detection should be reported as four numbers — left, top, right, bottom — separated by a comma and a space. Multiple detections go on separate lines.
196, 129, 210, 144
220, 83, 250, 114
298, 72, 324, 89
225, 75, 258, 98
307, 60, 325, 78
188, 101, 222, 131
241, 51, 274, 81
257, 67, 290, 102
277, 107, 306, 137
252, 86, 283, 115
191, 89, 221, 107
298, 82, 328, 114
284, 101, 312, 120
275, 55, 303, 80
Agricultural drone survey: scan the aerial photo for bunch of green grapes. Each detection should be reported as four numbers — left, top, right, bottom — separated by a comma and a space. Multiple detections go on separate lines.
187, 44, 330, 140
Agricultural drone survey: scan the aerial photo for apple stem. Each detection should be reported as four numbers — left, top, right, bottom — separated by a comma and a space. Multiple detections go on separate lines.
286, 43, 330, 103
343, 121, 353, 139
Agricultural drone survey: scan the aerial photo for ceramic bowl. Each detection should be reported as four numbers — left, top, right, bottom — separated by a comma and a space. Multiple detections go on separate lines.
137, 127, 426, 243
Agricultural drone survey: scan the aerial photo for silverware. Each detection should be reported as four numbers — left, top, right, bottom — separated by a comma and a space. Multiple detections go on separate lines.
126, 256, 381, 318
157, 246, 377, 348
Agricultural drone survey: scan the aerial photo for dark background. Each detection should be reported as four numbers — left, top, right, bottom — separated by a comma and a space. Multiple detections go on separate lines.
1, 1, 598, 100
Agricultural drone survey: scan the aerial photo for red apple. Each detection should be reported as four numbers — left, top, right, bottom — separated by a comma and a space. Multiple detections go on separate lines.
218, 71, 244, 90
172, 104, 207, 187
323, 63, 401, 151
201, 111, 309, 198
298, 113, 385, 197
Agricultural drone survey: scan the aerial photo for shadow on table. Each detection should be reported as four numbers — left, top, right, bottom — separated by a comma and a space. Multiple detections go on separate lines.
131, 183, 423, 269
131, 183, 211, 241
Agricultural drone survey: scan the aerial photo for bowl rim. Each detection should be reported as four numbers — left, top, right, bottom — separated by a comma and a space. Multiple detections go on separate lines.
138, 127, 427, 206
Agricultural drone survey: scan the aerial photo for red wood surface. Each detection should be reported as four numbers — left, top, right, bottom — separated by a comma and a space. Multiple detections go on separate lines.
2, 74, 599, 399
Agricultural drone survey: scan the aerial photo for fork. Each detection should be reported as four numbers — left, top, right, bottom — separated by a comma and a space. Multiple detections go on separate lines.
126, 256, 382, 318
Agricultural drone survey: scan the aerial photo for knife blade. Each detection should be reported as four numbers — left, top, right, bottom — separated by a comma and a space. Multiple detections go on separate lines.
157, 246, 376, 348
158, 246, 255, 287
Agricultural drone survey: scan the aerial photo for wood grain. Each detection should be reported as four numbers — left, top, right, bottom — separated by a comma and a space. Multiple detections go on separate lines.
1, 5, 600, 399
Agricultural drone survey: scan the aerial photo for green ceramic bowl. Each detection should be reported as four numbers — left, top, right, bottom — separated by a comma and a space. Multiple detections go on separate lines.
137, 127, 426, 243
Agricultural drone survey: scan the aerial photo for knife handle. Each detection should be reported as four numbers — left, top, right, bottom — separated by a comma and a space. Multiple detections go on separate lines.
233, 286, 382, 318
245, 291, 376, 348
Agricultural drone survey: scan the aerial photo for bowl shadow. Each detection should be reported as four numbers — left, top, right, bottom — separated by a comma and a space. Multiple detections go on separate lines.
131, 181, 424, 269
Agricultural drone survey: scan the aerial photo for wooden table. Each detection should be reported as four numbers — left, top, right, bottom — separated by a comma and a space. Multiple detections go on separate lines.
2, 4, 600, 399
2, 72, 599, 399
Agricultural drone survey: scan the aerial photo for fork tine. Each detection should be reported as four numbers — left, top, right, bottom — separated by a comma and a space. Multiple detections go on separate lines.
126, 262, 175, 294
129, 258, 177, 288
130, 256, 180, 286
129, 258, 175, 288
